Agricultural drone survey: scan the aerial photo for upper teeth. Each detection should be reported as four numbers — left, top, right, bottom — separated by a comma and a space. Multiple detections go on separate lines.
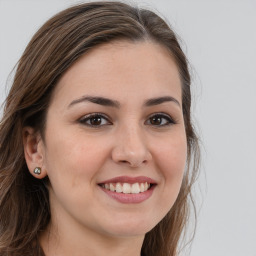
102, 182, 150, 194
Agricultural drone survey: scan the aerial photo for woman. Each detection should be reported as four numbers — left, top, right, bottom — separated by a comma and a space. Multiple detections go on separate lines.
0, 1, 200, 256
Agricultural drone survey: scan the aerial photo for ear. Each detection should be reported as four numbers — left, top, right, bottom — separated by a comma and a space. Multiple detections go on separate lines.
23, 127, 47, 179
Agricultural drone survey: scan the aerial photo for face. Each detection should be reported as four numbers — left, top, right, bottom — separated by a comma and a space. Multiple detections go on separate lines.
39, 41, 187, 238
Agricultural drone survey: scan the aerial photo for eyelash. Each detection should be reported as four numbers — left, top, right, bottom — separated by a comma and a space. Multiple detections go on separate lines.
79, 113, 111, 127
78, 112, 176, 128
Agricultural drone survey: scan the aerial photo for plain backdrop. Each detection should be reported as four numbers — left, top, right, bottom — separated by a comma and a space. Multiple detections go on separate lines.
0, 0, 255, 256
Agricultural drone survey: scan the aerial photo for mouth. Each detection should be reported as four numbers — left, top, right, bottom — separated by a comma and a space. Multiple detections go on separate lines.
99, 182, 154, 194
97, 176, 157, 204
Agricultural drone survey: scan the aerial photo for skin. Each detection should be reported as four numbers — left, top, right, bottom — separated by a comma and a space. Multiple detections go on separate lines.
24, 40, 187, 256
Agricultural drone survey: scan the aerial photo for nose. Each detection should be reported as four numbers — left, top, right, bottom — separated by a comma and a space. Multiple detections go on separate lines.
111, 125, 152, 168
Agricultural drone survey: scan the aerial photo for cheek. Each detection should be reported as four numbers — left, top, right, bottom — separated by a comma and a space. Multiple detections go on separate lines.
157, 133, 187, 176
154, 132, 187, 203
42, 132, 110, 214
43, 127, 114, 198
140, 132, 187, 227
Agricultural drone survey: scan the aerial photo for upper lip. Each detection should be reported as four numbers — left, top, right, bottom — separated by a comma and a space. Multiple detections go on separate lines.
98, 176, 157, 184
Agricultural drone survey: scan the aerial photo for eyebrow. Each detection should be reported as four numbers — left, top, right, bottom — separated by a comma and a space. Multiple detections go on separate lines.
144, 96, 180, 108
68, 95, 181, 108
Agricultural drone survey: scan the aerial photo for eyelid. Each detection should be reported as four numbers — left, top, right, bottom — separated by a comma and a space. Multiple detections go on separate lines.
79, 112, 112, 127
145, 112, 177, 126
78, 112, 177, 128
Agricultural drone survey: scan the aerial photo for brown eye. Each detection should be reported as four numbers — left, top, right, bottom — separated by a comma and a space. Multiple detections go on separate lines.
79, 113, 111, 127
146, 113, 175, 127
90, 116, 102, 125
150, 116, 162, 125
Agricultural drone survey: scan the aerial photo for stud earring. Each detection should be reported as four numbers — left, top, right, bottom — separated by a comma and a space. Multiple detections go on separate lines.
33, 167, 41, 175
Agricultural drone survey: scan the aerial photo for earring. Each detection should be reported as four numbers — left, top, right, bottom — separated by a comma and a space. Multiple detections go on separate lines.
33, 167, 41, 175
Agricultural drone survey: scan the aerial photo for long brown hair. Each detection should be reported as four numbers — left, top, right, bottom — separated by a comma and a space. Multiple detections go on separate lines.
0, 2, 200, 255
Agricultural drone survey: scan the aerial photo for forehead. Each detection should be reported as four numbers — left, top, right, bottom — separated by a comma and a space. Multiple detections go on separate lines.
52, 40, 182, 108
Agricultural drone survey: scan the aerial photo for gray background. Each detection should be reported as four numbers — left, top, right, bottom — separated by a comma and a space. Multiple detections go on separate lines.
0, 0, 255, 255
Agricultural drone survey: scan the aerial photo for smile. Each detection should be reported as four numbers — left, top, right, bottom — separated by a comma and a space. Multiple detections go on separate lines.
98, 176, 157, 204
100, 182, 151, 194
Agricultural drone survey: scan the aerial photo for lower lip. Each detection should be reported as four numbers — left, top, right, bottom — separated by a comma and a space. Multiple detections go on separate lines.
99, 185, 155, 204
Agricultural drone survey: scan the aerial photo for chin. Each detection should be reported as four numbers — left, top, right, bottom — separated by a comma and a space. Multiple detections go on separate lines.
98, 214, 158, 238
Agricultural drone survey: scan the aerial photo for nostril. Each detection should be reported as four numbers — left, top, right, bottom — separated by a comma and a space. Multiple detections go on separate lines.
117, 159, 144, 168
111, 144, 152, 167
